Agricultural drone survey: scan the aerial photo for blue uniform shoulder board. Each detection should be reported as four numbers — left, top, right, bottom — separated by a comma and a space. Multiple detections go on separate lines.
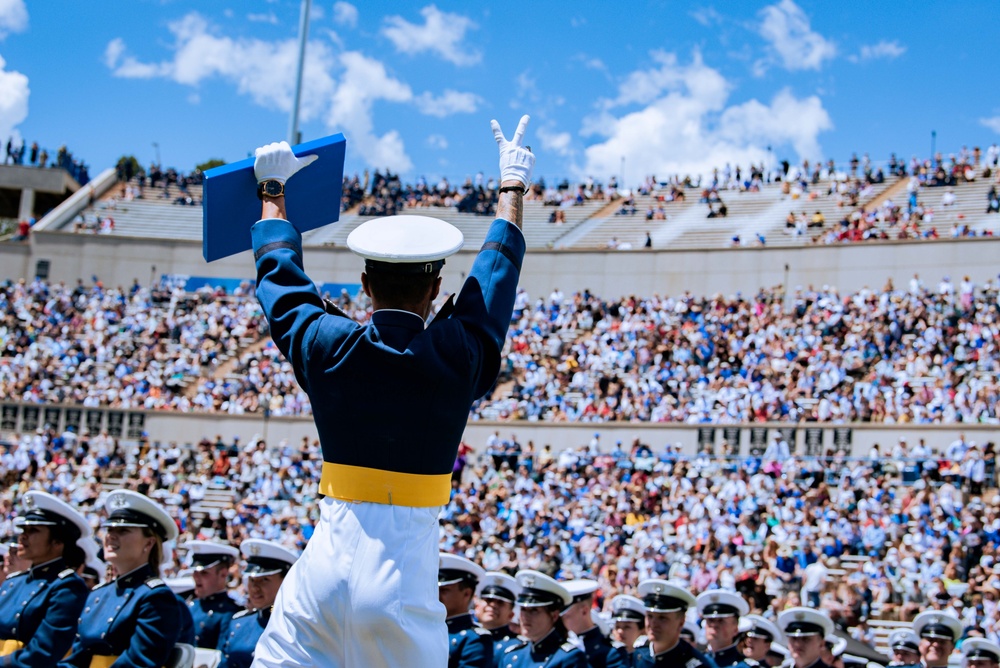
5, 570, 26, 580
473, 627, 492, 637
504, 642, 525, 654
58, 568, 76, 579
560, 642, 577, 652
232, 609, 254, 619
145, 578, 166, 589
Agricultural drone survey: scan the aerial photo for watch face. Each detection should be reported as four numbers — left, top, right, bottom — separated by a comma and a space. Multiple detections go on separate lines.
264, 180, 283, 197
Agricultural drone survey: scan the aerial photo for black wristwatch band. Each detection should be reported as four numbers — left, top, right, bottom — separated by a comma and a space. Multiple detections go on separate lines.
498, 184, 526, 195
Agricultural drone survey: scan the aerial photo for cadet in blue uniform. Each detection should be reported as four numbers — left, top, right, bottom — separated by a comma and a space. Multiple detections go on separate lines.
0, 491, 90, 666
439, 553, 494, 668
500, 570, 587, 668
737, 614, 783, 667
181, 540, 241, 648
215, 539, 297, 668
475, 572, 522, 668
884, 629, 920, 668
248, 116, 534, 668
59, 490, 183, 668
961, 638, 1000, 668
632, 580, 717, 668
696, 590, 751, 668
776, 607, 833, 668
608, 595, 645, 663
911, 610, 961, 668
561, 579, 629, 668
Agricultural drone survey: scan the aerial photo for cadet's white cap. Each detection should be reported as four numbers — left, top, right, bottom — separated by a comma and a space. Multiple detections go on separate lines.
963, 638, 1000, 663
740, 614, 783, 644
438, 553, 485, 587
477, 572, 520, 603
181, 540, 239, 571
637, 580, 696, 613
240, 539, 298, 578
515, 570, 572, 608
912, 610, 962, 642
610, 595, 645, 623
777, 607, 834, 638
562, 579, 599, 606
347, 215, 463, 274
21, 491, 92, 542
696, 590, 749, 618
103, 490, 178, 542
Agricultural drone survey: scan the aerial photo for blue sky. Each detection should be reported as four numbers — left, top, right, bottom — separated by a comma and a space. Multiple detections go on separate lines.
1, 1, 999, 186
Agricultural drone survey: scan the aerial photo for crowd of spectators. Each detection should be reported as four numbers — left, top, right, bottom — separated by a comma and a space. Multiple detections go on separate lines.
3, 274, 1000, 429
4, 138, 90, 184
2, 422, 1000, 650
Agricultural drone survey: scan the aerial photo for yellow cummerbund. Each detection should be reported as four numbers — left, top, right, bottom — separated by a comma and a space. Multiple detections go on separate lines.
0, 639, 23, 656
320, 462, 451, 507
89, 655, 119, 668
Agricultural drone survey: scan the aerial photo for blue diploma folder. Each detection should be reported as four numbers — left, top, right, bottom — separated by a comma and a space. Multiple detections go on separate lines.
202, 133, 346, 262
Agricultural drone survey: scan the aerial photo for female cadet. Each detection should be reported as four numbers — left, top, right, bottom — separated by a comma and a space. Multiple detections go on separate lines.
60, 489, 183, 668
499, 570, 587, 668
0, 491, 91, 665
215, 539, 297, 668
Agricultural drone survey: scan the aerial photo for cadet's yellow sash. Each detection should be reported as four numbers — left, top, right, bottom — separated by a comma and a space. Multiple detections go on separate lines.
0, 639, 23, 656
320, 462, 451, 506
89, 655, 119, 668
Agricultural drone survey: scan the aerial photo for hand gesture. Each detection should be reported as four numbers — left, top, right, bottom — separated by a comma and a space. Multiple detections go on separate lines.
490, 115, 534, 187
254, 141, 319, 184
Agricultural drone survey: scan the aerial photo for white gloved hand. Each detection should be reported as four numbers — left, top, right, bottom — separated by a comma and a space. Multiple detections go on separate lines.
253, 141, 319, 184
491, 115, 534, 187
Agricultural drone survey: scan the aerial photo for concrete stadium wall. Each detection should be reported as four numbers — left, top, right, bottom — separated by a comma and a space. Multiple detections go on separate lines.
6, 231, 1000, 298
2, 403, 996, 458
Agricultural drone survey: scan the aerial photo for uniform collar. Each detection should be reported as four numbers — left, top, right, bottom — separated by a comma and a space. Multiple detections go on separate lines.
446, 613, 475, 631
652, 639, 680, 657
202, 590, 229, 601
115, 563, 153, 590
28, 557, 66, 581
532, 628, 563, 655
710, 643, 741, 659
371, 309, 425, 330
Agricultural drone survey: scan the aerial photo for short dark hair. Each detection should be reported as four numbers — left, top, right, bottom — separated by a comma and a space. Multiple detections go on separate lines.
365, 269, 438, 308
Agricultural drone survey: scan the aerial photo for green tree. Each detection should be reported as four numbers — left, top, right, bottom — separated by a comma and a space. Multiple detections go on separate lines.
196, 158, 226, 172
116, 155, 145, 180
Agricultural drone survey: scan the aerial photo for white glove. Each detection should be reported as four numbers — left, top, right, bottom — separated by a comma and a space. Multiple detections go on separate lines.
253, 141, 318, 184
491, 115, 534, 187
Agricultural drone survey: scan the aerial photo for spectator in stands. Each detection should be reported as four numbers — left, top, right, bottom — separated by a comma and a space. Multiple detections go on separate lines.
9, 219, 30, 242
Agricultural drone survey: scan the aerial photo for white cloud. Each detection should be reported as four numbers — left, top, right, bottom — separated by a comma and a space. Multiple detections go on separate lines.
0, 0, 27, 39
537, 127, 573, 157
381, 5, 480, 66
427, 134, 448, 150
326, 51, 414, 173
981, 116, 1000, 135
578, 52, 832, 183
247, 13, 279, 25
851, 40, 906, 62
413, 89, 481, 117
689, 7, 724, 27
757, 0, 836, 72
0, 54, 28, 142
333, 2, 358, 28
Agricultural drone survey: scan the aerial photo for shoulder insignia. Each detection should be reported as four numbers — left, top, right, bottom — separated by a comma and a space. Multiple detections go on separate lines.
561, 642, 577, 652
58, 569, 76, 579
92, 579, 113, 590
145, 578, 165, 589
233, 609, 254, 619
633, 637, 649, 648
505, 642, 526, 654
4, 570, 26, 580
474, 627, 492, 637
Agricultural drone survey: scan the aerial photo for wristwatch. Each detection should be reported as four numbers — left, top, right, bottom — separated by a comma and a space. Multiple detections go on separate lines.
257, 179, 285, 199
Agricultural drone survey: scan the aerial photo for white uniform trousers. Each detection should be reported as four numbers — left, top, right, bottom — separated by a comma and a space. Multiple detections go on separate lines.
251, 497, 447, 667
